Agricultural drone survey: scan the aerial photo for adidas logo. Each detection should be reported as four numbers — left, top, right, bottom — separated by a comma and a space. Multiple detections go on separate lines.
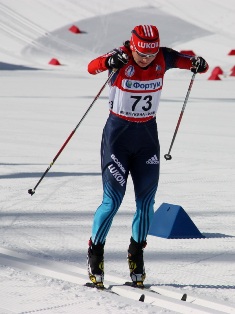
146, 154, 159, 164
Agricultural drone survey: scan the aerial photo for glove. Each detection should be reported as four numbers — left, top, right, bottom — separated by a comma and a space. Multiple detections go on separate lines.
106, 51, 128, 69
190, 56, 208, 73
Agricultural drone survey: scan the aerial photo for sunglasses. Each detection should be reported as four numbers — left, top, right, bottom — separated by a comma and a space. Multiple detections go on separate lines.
136, 50, 158, 58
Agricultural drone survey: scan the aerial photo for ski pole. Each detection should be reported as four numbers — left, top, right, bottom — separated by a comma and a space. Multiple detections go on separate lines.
164, 72, 196, 160
28, 69, 116, 195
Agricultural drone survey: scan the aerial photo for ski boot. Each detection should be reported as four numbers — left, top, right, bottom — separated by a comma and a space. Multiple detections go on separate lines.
87, 238, 105, 289
127, 237, 147, 288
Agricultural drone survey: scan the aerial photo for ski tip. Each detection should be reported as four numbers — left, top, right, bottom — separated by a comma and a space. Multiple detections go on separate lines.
139, 294, 145, 302
181, 293, 187, 301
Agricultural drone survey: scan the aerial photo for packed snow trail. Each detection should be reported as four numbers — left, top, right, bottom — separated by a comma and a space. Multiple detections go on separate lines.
0, 247, 234, 314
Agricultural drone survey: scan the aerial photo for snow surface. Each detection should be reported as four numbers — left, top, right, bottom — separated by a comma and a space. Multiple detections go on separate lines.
0, 0, 235, 313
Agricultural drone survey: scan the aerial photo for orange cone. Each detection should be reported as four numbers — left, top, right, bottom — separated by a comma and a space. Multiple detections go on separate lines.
230, 66, 235, 76
211, 66, 223, 76
208, 74, 221, 80
68, 25, 86, 34
49, 58, 61, 66
228, 49, 235, 56
69, 25, 82, 34
208, 66, 223, 80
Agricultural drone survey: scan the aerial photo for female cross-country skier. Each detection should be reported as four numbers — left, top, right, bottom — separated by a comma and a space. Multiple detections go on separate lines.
87, 25, 208, 288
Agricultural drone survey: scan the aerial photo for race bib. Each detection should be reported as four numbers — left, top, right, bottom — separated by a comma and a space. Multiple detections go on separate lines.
109, 78, 163, 119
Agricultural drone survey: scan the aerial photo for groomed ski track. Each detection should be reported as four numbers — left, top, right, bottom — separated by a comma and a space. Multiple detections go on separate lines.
0, 247, 233, 314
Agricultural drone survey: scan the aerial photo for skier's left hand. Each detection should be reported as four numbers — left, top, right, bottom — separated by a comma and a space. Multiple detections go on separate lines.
190, 56, 208, 73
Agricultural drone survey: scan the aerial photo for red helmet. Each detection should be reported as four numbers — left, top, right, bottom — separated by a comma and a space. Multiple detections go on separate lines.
130, 25, 160, 56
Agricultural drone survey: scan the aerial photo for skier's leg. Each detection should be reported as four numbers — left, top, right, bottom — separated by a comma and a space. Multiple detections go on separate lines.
127, 121, 160, 284
131, 175, 159, 243
91, 174, 126, 245
87, 239, 105, 287
91, 118, 130, 245
131, 123, 160, 243
127, 237, 147, 286
88, 173, 126, 285
88, 116, 130, 285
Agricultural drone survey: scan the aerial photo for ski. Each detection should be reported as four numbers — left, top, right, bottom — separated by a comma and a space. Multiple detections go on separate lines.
84, 282, 145, 301
124, 281, 187, 301
149, 285, 188, 301
85, 281, 188, 305
110, 284, 226, 313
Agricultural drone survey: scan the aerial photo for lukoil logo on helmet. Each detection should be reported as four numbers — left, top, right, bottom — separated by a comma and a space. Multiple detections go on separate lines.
138, 42, 158, 49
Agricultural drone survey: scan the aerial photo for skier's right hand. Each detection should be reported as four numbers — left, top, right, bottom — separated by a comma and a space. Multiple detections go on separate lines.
106, 51, 128, 70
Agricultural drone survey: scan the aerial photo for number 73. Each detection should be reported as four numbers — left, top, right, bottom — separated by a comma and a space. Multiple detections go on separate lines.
130, 95, 152, 111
